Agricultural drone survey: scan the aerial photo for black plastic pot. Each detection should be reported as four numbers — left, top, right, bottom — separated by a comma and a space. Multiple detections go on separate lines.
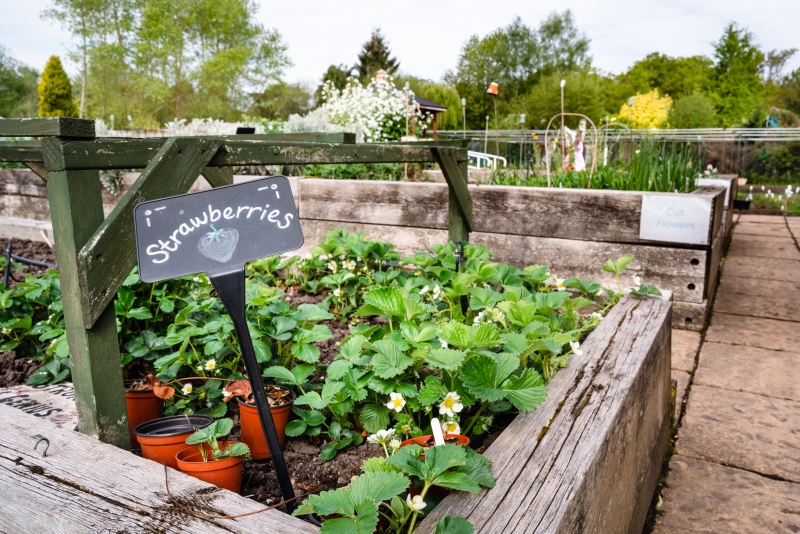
134, 415, 213, 468
733, 199, 751, 210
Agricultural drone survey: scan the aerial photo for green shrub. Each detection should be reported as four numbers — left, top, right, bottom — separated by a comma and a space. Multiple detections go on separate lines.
37, 56, 77, 118
668, 93, 718, 128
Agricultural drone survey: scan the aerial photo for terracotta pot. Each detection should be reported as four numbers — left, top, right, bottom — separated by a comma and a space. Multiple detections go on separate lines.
176, 441, 244, 493
135, 415, 213, 469
399, 434, 471, 450
124, 381, 164, 447
237, 387, 295, 460
400, 434, 471, 500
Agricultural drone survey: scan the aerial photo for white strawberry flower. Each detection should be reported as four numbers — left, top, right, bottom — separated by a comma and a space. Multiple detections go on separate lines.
389, 438, 401, 451
344, 260, 356, 270
182, 383, 193, 395
432, 285, 442, 300
633, 275, 641, 286
304, 253, 313, 260
440, 340, 448, 349
419, 285, 429, 295
438, 392, 463, 417
205, 359, 216, 371
333, 288, 342, 297
570, 341, 583, 356
386, 392, 406, 412
442, 420, 461, 435
590, 312, 602, 321
367, 428, 396, 444
223, 388, 232, 397
319, 254, 329, 261
326, 261, 338, 273
407, 494, 426, 511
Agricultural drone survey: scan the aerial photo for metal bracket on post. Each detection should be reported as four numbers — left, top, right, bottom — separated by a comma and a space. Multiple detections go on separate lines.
209, 269, 296, 512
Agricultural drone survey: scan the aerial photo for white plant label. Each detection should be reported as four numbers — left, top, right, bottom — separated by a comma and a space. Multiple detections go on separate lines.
431, 418, 446, 446
695, 178, 731, 207
639, 194, 711, 245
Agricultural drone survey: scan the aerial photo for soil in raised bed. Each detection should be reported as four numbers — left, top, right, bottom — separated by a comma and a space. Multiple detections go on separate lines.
0, 350, 39, 387
2, 238, 57, 285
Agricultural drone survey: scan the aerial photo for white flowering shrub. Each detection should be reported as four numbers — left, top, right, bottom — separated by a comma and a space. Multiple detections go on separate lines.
164, 118, 269, 136
322, 77, 429, 143
283, 106, 365, 141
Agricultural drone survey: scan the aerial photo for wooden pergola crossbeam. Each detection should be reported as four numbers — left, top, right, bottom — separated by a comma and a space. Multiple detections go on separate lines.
0, 117, 472, 449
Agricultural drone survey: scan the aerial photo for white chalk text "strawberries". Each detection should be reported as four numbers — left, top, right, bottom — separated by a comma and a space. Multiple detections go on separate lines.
145, 203, 293, 264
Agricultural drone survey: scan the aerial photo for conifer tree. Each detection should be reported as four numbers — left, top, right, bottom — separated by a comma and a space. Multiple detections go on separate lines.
37, 55, 78, 117
356, 29, 399, 82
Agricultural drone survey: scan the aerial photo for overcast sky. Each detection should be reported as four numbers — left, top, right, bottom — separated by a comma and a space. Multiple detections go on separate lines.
2, 0, 799, 85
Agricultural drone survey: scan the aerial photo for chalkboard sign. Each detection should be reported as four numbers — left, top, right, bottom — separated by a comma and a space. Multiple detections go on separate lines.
134, 175, 303, 282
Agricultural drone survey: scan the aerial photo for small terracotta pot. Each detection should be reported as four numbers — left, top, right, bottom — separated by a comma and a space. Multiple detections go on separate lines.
237, 387, 295, 460
135, 415, 213, 469
124, 381, 164, 447
176, 441, 244, 493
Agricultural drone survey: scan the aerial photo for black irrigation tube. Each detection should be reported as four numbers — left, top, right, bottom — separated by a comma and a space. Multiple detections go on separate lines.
3, 238, 57, 286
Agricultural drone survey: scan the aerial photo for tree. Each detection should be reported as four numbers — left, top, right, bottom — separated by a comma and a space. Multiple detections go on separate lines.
315, 64, 351, 106
444, 17, 540, 128
355, 29, 399, 82
42, 0, 99, 118
515, 71, 610, 129
668, 93, 718, 128
619, 53, 714, 99
444, 12, 591, 128
712, 23, 765, 126
763, 48, 797, 83
398, 76, 462, 130
38, 55, 78, 117
537, 10, 591, 76
0, 47, 39, 117
251, 82, 313, 120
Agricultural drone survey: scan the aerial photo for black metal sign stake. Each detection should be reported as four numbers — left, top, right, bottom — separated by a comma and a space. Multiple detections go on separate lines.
209, 268, 296, 511
133, 175, 304, 512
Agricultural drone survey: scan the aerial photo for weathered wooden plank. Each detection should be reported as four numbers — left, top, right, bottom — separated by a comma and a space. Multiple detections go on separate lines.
470, 232, 708, 303
703, 222, 725, 302
0, 140, 44, 162
468, 184, 726, 248
432, 147, 473, 240
77, 137, 222, 328
294, 219, 449, 258
418, 296, 672, 534
228, 132, 356, 144
46, 138, 469, 170
201, 166, 233, 188
0, 117, 95, 138
46, 165, 130, 448
0, 404, 319, 533
299, 179, 449, 229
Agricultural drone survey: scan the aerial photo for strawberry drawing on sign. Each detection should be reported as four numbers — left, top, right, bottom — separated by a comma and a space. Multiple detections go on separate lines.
197, 225, 239, 263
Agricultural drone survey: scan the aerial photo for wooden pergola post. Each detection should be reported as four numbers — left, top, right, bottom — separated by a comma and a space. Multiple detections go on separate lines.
0, 118, 471, 447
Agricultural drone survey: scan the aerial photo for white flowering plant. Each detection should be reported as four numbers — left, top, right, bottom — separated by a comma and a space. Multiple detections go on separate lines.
320, 76, 430, 143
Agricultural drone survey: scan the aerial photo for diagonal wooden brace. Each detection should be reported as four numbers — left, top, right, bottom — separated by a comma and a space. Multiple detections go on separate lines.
76, 137, 223, 328
432, 146, 473, 243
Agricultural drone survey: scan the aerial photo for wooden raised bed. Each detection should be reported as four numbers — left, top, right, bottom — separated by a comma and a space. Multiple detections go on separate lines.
297, 178, 725, 330
0, 295, 672, 534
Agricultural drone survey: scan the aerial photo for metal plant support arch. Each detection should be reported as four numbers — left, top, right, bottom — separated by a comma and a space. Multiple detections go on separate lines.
544, 113, 598, 187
